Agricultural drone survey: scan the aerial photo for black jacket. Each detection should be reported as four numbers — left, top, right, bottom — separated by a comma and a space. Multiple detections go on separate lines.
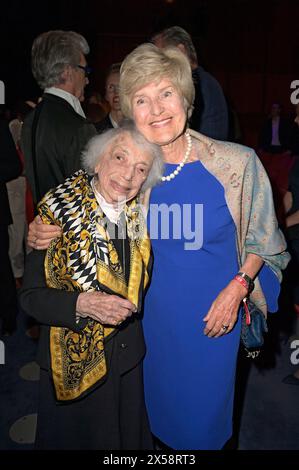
21, 93, 97, 204
19, 250, 146, 374
0, 119, 22, 225
95, 114, 114, 134
190, 66, 228, 140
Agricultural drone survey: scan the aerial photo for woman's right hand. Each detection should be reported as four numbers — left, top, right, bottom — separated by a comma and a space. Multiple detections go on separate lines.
27, 215, 62, 250
76, 291, 137, 326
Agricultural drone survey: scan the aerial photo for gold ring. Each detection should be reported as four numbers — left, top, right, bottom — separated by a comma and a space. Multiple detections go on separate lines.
221, 324, 229, 331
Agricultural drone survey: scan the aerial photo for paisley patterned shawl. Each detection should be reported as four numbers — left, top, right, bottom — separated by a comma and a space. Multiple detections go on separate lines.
189, 130, 290, 315
38, 170, 151, 401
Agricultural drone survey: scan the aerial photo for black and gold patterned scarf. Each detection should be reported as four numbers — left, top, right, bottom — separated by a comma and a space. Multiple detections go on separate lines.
38, 170, 151, 401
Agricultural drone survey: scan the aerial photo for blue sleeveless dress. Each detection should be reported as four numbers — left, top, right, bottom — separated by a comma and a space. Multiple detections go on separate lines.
143, 160, 241, 450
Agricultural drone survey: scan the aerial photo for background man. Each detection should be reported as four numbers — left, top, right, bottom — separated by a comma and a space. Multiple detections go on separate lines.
21, 30, 97, 205
152, 25, 228, 140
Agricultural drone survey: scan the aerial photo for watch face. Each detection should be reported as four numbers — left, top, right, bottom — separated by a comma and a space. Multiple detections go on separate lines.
238, 272, 254, 292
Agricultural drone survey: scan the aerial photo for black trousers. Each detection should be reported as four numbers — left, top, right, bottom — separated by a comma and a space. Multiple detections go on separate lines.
0, 224, 17, 332
35, 341, 153, 450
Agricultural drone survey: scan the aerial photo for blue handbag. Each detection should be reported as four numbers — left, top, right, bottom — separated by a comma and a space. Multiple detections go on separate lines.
241, 298, 268, 350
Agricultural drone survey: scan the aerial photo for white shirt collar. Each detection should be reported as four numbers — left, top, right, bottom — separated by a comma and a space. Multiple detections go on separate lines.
45, 87, 86, 118
91, 178, 126, 224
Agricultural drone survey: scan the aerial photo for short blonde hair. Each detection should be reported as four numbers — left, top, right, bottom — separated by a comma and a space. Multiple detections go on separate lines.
119, 43, 195, 119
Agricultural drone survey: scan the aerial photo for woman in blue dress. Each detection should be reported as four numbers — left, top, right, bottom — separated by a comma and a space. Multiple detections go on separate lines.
28, 44, 290, 450
119, 43, 290, 449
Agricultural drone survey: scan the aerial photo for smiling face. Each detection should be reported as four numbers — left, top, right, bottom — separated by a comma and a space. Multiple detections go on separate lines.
131, 78, 187, 146
94, 132, 153, 204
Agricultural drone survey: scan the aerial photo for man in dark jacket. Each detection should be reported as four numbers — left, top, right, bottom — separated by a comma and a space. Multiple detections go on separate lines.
0, 118, 22, 334
152, 26, 229, 140
21, 30, 97, 205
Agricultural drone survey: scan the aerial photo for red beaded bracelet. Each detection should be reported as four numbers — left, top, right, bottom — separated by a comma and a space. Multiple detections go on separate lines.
233, 275, 249, 292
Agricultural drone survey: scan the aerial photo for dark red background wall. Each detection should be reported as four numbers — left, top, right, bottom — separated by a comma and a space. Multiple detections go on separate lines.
86, 0, 299, 147
1, 0, 299, 146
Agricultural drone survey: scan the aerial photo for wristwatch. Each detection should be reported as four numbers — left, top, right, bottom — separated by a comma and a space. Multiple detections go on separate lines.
236, 271, 255, 293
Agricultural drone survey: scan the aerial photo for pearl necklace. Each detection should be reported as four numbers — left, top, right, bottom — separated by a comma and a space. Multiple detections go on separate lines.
161, 131, 192, 182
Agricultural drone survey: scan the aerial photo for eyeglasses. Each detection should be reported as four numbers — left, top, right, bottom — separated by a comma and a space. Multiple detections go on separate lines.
76, 64, 92, 77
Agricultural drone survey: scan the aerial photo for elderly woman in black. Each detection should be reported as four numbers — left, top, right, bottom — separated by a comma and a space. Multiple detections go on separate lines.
20, 121, 163, 450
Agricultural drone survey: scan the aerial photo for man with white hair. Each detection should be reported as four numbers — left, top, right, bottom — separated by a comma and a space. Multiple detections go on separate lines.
21, 30, 97, 205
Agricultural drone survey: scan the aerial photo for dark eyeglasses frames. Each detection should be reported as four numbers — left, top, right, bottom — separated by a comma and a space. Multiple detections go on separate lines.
76, 64, 92, 77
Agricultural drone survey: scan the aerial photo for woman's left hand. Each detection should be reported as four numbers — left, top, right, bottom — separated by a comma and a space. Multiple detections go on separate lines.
203, 280, 247, 337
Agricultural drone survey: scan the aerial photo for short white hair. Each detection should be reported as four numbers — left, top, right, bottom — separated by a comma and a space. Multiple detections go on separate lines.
31, 30, 90, 89
81, 120, 164, 192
